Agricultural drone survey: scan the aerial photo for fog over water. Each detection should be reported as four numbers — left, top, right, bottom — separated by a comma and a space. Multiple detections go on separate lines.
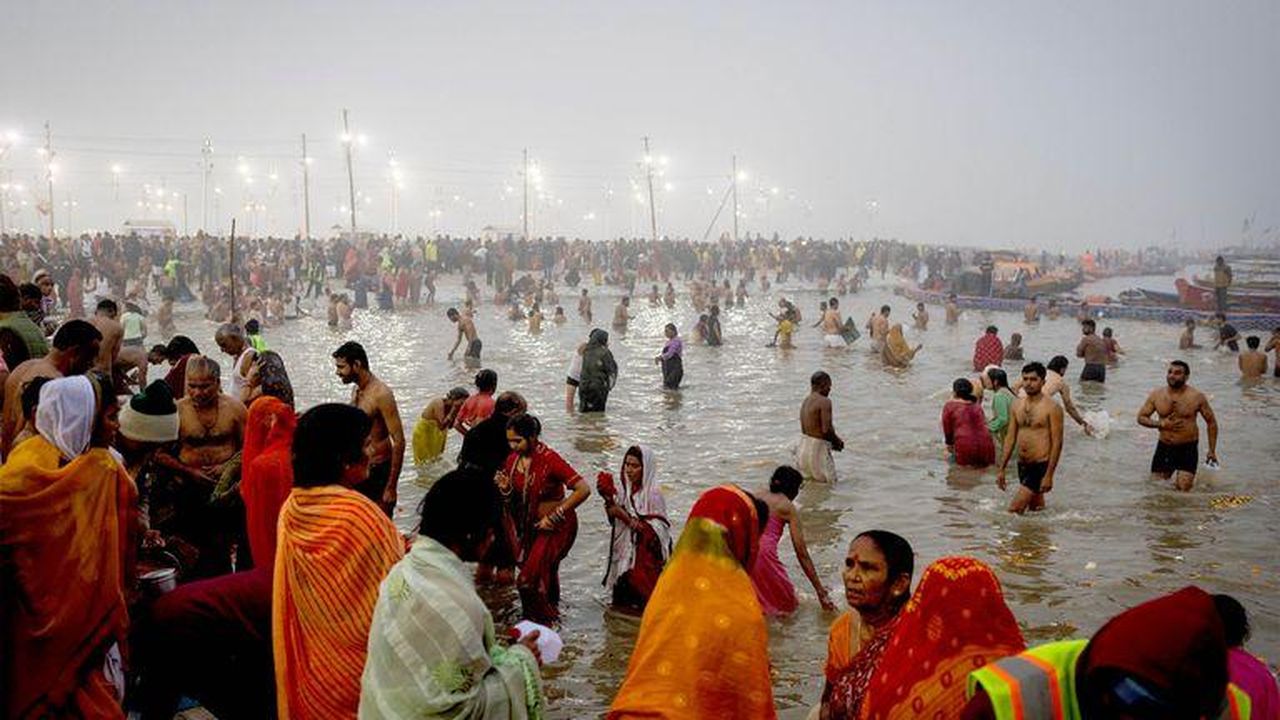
2, 1, 1278, 248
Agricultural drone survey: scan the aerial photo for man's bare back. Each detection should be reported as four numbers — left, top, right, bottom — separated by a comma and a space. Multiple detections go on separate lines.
1, 358, 62, 458
1239, 350, 1267, 379
91, 315, 123, 374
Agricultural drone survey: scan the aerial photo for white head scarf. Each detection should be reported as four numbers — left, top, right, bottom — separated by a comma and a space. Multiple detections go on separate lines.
605, 444, 672, 592
35, 375, 98, 460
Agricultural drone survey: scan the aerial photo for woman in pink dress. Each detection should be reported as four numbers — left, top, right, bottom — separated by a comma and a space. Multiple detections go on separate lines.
749, 466, 835, 616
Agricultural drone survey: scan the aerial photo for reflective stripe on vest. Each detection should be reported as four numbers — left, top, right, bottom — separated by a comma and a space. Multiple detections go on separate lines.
968, 640, 1086, 720
1224, 683, 1252, 720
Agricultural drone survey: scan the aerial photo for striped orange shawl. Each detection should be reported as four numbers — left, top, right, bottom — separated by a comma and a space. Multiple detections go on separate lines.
272, 485, 404, 719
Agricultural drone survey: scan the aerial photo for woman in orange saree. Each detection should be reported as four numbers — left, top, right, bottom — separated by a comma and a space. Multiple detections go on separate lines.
858, 556, 1025, 720
240, 395, 296, 569
609, 484, 776, 720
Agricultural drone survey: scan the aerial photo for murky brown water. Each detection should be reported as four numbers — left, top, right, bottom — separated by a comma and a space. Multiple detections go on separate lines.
175, 274, 1278, 718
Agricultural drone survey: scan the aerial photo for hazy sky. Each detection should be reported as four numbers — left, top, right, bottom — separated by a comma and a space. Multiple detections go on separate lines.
2, 0, 1277, 250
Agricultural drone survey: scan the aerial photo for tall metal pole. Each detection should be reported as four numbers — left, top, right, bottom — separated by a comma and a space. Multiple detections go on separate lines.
201, 138, 212, 232
229, 218, 237, 319
301, 133, 312, 239
731, 155, 739, 242
342, 109, 357, 235
44, 122, 55, 239
643, 136, 658, 242
522, 148, 529, 241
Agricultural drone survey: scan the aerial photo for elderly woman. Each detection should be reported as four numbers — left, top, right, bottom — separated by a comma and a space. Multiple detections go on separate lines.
598, 445, 671, 614
498, 413, 590, 625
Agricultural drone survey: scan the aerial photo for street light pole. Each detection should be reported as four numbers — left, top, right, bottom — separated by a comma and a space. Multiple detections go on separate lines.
301, 133, 311, 239
732, 155, 739, 242
44, 122, 55, 239
342, 109, 357, 235
522, 148, 529, 241
643, 136, 658, 242
201, 138, 212, 232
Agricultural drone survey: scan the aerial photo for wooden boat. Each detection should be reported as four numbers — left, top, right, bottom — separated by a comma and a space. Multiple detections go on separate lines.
1175, 278, 1280, 313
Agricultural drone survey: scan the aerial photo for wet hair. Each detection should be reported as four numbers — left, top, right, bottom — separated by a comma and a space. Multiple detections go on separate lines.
985, 325, 998, 334
166, 335, 200, 357
416, 467, 501, 553
332, 340, 368, 370
880, 305, 891, 314
506, 412, 542, 440
1009, 332, 1022, 343
446, 386, 470, 401
1213, 594, 1250, 647
1185, 319, 1196, 328
751, 494, 770, 532
664, 323, 677, 334
1022, 361, 1048, 379
810, 370, 831, 388
474, 369, 498, 392
853, 530, 915, 607
769, 465, 804, 499
186, 355, 221, 380
1102, 327, 1113, 338
1245, 335, 1260, 349
986, 367, 1009, 389
244, 318, 261, 334
953, 378, 976, 402
1214, 312, 1226, 321
0, 274, 18, 311
1081, 318, 1096, 330
149, 343, 169, 359
96, 298, 119, 316
292, 404, 372, 488
1047, 355, 1069, 374
494, 391, 526, 417
19, 283, 40, 303
51, 319, 103, 351
21, 376, 50, 420
1170, 360, 1190, 375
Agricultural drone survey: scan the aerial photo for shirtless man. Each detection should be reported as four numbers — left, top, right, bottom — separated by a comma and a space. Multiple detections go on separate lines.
912, 302, 929, 331
1137, 360, 1218, 491
90, 298, 125, 376
945, 293, 960, 325
578, 288, 593, 322
157, 295, 176, 339
1076, 318, 1108, 383
1023, 295, 1040, 323
1015, 356, 1093, 435
333, 340, 405, 516
1238, 336, 1268, 379
155, 356, 247, 492
869, 305, 891, 350
795, 371, 844, 483
1046, 298, 1060, 320
997, 362, 1064, 514
0, 319, 101, 459
1179, 319, 1200, 350
214, 323, 257, 401
446, 307, 481, 365
821, 297, 846, 348
612, 296, 631, 332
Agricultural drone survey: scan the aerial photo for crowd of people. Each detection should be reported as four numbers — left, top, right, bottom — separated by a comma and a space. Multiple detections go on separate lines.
2, 227, 1278, 720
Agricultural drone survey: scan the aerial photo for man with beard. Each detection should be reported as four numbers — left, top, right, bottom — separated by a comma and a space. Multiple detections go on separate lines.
333, 341, 405, 517
997, 362, 1064, 514
1137, 360, 1218, 492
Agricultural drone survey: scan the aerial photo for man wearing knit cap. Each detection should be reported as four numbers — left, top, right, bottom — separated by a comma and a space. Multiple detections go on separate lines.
116, 380, 181, 549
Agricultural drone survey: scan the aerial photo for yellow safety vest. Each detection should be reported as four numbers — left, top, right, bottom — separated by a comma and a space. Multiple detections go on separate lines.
967, 639, 1251, 720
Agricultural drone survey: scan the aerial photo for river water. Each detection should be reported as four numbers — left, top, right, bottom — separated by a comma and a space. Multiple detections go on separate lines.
174, 274, 1278, 718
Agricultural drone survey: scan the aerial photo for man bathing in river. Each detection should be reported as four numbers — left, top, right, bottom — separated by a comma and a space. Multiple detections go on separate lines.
821, 297, 846, 348
795, 371, 844, 483
997, 361, 1064, 514
1239, 336, 1268, 379
1076, 318, 1108, 383
1137, 360, 1218, 492
333, 341, 405, 516
446, 306, 481, 364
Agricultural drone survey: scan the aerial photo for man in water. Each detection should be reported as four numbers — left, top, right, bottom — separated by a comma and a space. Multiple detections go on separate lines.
1212, 255, 1233, 312
1075, 318, 1108, 382
870, 305, 891, 350
446, 307, 481, 364
945, 293, 960, 325
821, 297, 846, 348
912, 301, 929, 330
795, 371, 844, 483
612, 296, 631, 331
90, 298, 124, 378
1213, 312, 1241, 352
1137, 360, 1218, 491
578, 288, 592, 322
1179, 318, 1200, 349
1266, 327, 1280, 377
333, 341, 405, 516
997, 362, 1064, 514
1016, 356, 1093, 434
1023, 295, 1040, 323
1238, 336, 1268, 379
214, 323, 257, 401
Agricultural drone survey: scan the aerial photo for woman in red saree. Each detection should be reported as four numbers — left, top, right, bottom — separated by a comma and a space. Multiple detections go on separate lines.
240, 395, 296, 569
858, 556, 1025, 719
498, 413, 589, 625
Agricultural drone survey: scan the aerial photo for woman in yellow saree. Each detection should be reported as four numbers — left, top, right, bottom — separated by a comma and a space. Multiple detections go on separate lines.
881, 324, 922, 368
609, 484, 776, 719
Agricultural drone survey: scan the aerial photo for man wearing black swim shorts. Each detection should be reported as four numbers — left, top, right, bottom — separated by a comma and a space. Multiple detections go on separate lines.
1076, 319, 1108, 383
997, 362, 1065, 515
1138, 360, 1218, 492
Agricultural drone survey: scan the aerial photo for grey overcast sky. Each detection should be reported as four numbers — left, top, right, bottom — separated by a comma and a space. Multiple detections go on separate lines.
2, 0, 1277, 250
